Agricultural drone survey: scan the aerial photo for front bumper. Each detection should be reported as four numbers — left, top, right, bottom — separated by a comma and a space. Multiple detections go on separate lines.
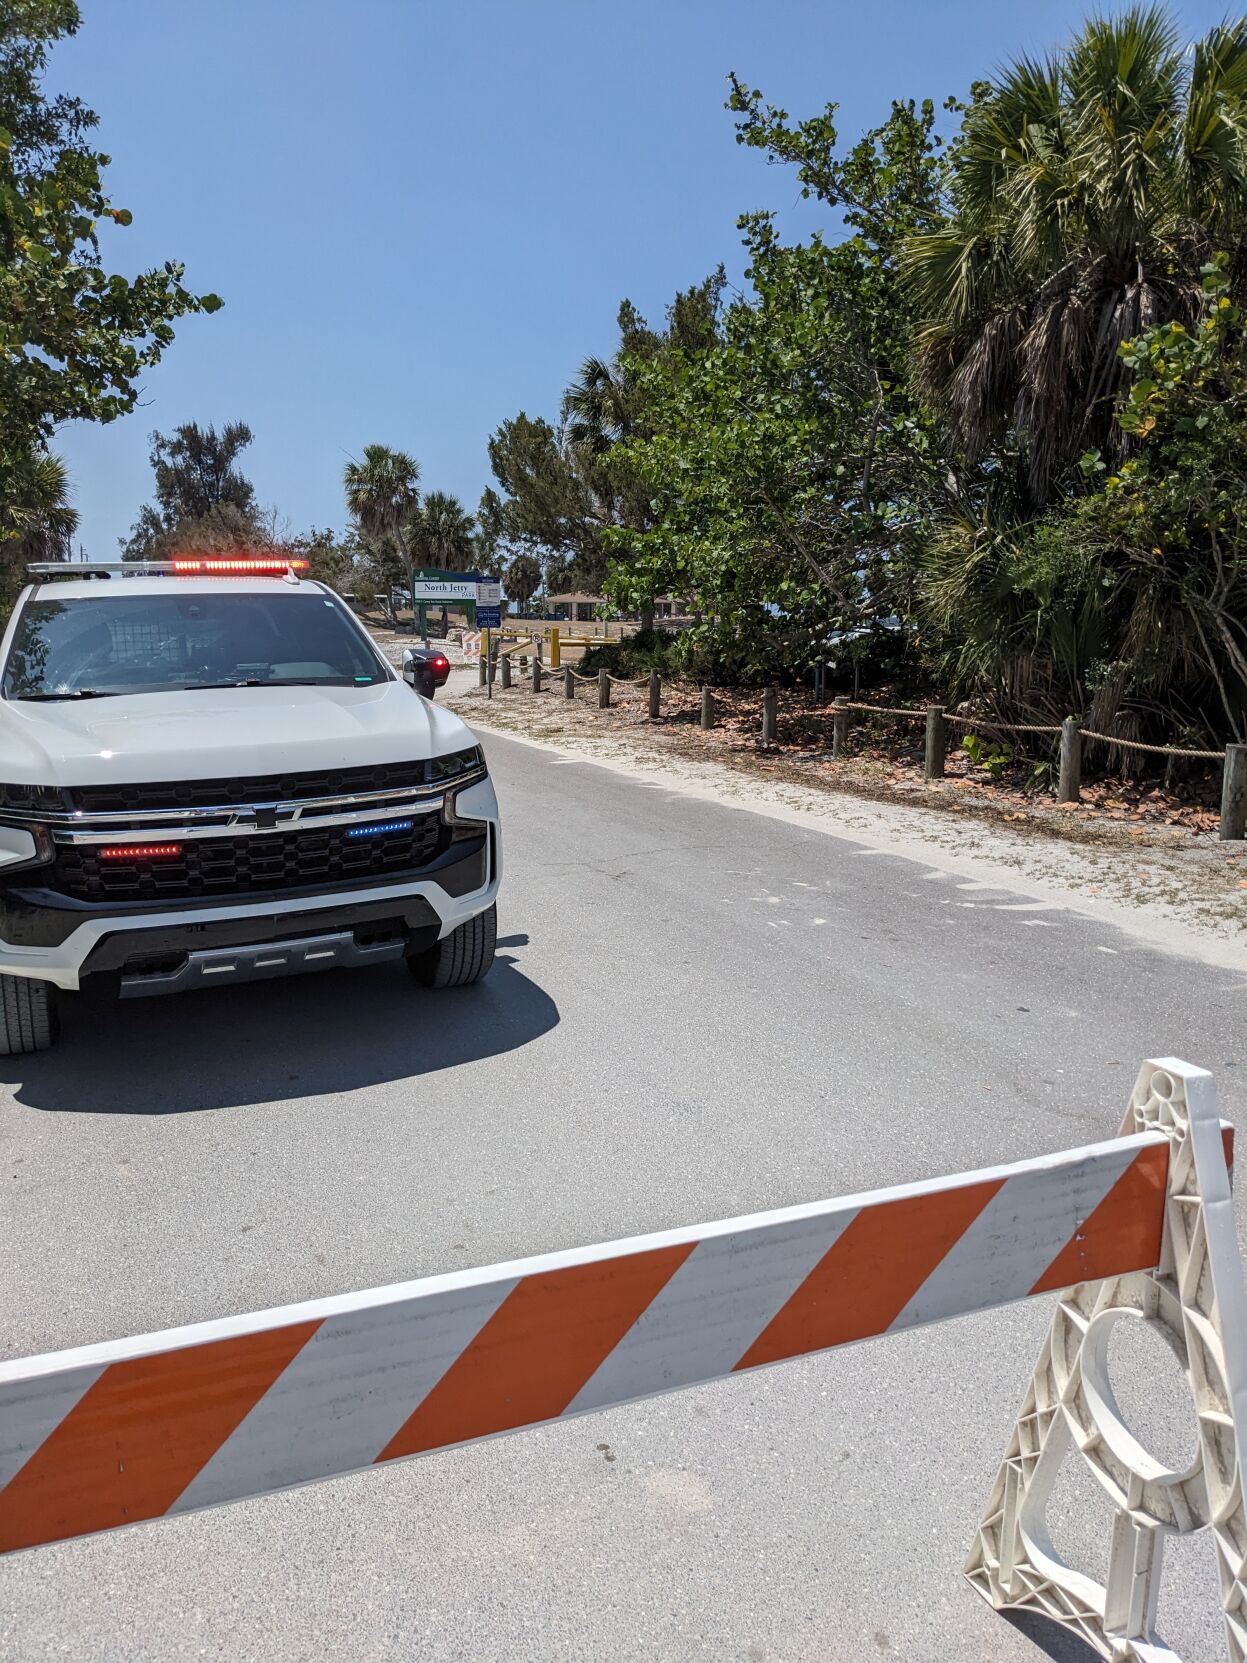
0, 775, 501, 991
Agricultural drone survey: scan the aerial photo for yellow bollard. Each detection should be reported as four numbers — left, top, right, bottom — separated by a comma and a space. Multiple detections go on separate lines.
549, 628, 561, 670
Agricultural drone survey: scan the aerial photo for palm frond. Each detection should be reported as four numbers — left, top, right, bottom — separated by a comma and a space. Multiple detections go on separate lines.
903, 3, 1247, 501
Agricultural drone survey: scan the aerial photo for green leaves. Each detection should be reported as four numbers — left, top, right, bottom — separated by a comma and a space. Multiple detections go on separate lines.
904, 7, 1247, 504
0, 2, 222, 510
601, 144, 943, 660
961, 733, 1013, 777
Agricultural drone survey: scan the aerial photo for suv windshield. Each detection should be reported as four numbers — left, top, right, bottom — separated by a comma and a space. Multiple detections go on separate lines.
3, 590, 389, 699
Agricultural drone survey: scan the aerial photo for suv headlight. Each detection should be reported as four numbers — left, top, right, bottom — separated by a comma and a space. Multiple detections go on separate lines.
444, 775, 497, 836
426, 745, 484, 786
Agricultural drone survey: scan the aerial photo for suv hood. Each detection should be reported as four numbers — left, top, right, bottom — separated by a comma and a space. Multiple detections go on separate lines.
0, 681, 476, 787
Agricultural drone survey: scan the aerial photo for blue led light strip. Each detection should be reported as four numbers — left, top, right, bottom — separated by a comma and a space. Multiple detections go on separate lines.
345, 819, 414, 840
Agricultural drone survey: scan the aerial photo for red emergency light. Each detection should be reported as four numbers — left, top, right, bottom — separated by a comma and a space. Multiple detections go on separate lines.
99, 844, 183, 860
170, 559, 309, 575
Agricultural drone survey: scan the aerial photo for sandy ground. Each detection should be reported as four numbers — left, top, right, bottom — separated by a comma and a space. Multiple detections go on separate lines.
443, 669, 1247, 968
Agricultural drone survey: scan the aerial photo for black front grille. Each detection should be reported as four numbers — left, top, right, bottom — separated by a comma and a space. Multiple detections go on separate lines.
64, 749, 481, 815
49, 818, 447, 903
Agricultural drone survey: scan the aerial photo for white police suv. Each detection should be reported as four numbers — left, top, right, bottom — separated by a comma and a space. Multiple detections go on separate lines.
0, 558, 500, 1052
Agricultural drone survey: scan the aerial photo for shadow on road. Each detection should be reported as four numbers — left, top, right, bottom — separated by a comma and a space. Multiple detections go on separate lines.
1003, 1610, 1102, 1660
0, 937, 557, 1116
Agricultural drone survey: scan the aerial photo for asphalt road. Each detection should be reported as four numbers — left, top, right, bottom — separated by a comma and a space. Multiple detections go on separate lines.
2, 727, 1244, 1662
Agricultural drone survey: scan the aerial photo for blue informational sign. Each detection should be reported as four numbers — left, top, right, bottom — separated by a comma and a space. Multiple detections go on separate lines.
476, 606, 502, 629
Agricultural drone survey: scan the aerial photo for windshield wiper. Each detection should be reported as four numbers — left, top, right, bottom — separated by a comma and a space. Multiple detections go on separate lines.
15, 689, 120, 701
181, 678, 323, 690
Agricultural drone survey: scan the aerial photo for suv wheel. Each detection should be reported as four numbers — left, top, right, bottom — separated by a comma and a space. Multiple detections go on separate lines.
408, 904, 497, 988
0, 977, 59, 1055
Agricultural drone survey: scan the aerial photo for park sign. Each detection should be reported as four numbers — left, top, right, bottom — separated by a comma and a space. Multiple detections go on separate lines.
411, 576, 478, 603
410, 574, 502, 607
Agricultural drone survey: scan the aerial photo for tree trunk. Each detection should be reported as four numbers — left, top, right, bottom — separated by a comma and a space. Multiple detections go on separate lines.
640, 599, 655, 634
395, 530, 415, 634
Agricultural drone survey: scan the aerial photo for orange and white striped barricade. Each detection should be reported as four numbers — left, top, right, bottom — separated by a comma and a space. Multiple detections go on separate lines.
461, 631, 482, 664
1, 1059, 1244, 1662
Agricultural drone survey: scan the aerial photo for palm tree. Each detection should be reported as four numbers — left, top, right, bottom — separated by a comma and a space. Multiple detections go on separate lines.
502, 551, 543, 615
343, 445, 421, 629
904, 7, 1247, 502
416, 490, 476, 569
404, 491, 478, 634
3, 450, 78, 564
562, 355, 638, 452
563, 355, 658, 626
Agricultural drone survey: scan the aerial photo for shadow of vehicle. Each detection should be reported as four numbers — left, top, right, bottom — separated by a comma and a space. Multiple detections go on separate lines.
0, 938, 555, 1117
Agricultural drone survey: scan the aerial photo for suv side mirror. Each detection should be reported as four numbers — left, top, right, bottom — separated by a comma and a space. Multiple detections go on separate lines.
402, 648, 418, 687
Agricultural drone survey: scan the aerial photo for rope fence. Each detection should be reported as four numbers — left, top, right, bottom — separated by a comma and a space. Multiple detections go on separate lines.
472, 657, 1247, 840
1079, 730, 1224, 762
942, 714, 1063, 736
834, 702, 925, 721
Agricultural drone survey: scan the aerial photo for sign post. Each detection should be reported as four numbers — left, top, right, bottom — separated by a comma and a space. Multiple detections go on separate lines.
475, 579, 502, 632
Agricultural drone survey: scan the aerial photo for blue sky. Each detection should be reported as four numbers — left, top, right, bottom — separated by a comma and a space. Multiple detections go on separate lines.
50, 0, 1232, 556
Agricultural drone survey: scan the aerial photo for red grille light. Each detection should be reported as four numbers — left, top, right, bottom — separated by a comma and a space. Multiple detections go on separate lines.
99, 844, 183, 860
170, 558, 309, 575
432, 655, 449, 670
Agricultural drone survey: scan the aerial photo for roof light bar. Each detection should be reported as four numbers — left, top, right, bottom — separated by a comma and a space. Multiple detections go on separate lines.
26, 559, 309, 579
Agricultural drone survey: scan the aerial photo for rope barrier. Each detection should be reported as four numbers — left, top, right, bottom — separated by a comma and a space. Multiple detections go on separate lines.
1080, 730, 1223, 762
493, 676, 1227, 763
835, 702, 926, 720
941, 714, 1062, 735
832, 703, 1216, 752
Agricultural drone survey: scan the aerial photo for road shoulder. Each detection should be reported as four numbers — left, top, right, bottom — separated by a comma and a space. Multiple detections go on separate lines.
446, 674, 1247, 972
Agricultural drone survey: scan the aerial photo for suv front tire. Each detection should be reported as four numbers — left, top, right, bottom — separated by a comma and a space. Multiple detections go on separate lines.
0, 977, 59, 1055
408, 904, 497, 988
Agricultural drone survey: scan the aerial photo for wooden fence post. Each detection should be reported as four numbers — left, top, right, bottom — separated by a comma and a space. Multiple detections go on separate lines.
925, 705, 946, 780
700, 687, 715, 730
1058, 718, 1082, 804
500, 653, 511, 690
550, 628, 561, 670
532, 655, 542, 693
832, 696, 849, 759
564, 665, 574, 700
1221, 744, 1247, 841
478, 656, 487, 689
762, 686, 778, 746
599, 668, 610, 709
648, 670, 660, 720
